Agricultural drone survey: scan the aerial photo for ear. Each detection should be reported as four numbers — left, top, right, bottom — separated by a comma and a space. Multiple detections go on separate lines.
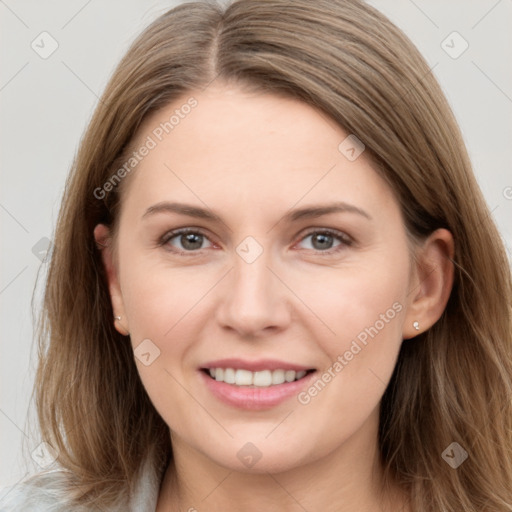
94, 224, 130, 336
402, 228, 454, 339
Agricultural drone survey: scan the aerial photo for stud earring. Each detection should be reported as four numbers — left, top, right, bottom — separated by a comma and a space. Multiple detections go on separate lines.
413, 321, 420, 331
114, 315, 122, 321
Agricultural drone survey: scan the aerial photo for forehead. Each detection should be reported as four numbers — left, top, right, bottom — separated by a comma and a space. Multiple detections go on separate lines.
119, 85, 397, 222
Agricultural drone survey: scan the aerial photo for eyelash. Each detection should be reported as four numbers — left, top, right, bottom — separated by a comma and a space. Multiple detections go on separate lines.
158, 227, 353, 256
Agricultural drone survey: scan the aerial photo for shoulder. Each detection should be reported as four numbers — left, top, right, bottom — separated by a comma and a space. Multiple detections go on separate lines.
0, 470, 86, 512
0, 456, 162, 512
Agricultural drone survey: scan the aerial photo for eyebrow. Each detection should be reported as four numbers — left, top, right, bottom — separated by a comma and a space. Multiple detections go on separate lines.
142, 201, 372, 223
284, 202, 372, 222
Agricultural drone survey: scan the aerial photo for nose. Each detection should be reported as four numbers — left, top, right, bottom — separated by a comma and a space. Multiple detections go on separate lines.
215, 250, 292, 338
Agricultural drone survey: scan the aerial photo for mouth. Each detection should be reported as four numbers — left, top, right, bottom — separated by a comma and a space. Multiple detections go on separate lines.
198, 359, 317, 410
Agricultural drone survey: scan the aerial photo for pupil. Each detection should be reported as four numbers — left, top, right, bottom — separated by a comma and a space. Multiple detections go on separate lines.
182, 233, 203, 250
313, 233, 333, 250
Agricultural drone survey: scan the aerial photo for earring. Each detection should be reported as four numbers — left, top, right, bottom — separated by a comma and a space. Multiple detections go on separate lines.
413, 321, 420, 331
114, 315, 121, 321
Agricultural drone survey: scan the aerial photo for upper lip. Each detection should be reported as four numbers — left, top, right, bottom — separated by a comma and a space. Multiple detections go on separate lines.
201, 358, 315, 372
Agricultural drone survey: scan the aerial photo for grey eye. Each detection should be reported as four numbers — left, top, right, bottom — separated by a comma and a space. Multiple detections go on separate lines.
299, 232, 342, 251
168, 232, 212, 251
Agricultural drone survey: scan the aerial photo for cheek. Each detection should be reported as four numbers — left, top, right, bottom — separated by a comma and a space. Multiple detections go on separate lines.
287, 256, 408, 351
290, 254, 408, 414
118, 254, 223, 408
119, 250, 210, 339
118, 260, 209, 424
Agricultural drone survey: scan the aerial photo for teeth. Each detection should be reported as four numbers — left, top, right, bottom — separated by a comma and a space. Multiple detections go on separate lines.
272, 369, 285, 385
285, 370, 295, 382
235, 369, 253, 386
223, 368, 236, 384
253, 370, 272, 387
206, 368, 310, 387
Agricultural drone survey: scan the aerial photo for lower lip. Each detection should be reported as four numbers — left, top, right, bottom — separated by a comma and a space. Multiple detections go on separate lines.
200, 370, 316, 410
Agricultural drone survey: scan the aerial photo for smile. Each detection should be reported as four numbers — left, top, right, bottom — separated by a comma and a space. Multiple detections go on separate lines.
199, 359, 317, 410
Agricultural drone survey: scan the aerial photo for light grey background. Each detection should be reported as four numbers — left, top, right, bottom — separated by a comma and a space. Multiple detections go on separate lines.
1, 0, 511, 490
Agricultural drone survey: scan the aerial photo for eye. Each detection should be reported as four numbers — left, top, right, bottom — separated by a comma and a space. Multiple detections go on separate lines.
296, 229, 352, 253
161, 228, 213, 252
159, 227, 352, 255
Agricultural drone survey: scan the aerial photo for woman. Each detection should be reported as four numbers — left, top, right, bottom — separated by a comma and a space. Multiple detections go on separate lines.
1, 0, 511, 510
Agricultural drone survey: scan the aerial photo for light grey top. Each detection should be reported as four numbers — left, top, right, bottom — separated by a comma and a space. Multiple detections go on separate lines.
0, 456, 162, 512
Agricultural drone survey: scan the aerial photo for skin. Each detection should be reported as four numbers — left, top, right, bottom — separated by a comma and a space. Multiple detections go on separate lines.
95, 83, 454, 512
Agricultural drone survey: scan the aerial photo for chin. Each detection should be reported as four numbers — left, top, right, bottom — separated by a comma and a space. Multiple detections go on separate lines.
193, 430, 321, 475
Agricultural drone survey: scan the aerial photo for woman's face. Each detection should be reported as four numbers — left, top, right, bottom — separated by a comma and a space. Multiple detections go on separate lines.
99, 84, 418, 474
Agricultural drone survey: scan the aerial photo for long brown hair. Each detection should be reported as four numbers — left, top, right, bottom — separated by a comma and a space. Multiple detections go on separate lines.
27, 0, 512, 509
